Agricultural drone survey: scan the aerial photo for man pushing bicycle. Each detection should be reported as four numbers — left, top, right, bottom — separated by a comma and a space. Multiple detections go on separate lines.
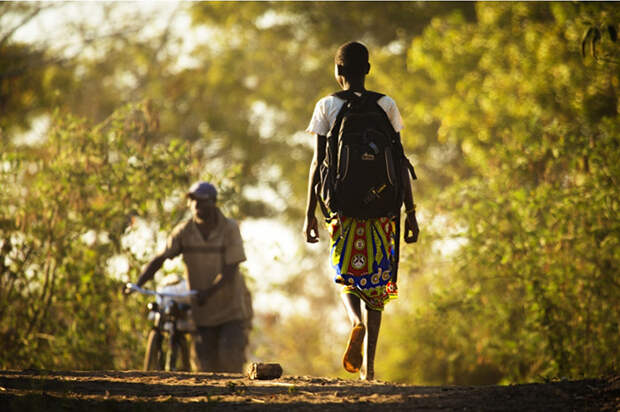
127, 182, 252, 373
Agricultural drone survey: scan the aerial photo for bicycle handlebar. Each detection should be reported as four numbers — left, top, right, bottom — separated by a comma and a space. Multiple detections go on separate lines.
125, 283, 198, 299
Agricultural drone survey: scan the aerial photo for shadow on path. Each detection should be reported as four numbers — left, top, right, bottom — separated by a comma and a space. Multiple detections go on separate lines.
0, 370, 617, 411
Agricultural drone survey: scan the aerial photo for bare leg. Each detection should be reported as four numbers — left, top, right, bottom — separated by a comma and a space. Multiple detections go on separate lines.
341, 293, 365, 373
341, 293, 363, 326
360, 307, 381, 380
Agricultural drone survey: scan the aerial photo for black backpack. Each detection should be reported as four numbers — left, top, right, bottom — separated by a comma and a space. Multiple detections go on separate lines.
316, 90, 416, 220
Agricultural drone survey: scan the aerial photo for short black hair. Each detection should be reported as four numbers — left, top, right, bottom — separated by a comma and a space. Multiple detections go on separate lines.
335, 41, 369, 77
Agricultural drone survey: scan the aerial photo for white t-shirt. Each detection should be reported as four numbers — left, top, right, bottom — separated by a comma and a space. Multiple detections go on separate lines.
306, 93, 404, 136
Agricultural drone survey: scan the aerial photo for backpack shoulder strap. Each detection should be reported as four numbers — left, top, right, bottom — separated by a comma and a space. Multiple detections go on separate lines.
332, 90, 384, 102
332, 90, 357, 101
363, 90, 385, 103
327, 91, 355, 138
405, 157, 417, 180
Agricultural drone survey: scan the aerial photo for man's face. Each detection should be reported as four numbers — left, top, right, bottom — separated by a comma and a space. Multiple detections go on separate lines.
189, 197, 216, 222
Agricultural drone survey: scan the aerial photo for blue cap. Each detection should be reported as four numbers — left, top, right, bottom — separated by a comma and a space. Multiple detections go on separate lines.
187, 181, 217, 201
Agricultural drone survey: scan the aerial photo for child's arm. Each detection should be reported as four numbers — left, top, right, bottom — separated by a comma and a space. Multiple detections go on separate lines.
401, 153, 419, 243
402, 162, 415, 214
304, 134, 327, 243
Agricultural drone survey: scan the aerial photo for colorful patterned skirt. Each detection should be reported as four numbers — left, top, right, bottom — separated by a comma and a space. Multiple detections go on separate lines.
327, 215, 398, 311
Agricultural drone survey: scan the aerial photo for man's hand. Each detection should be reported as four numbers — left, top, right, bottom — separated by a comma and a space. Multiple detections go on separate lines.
122, 282, 136, 296
304, 214, 319, 243
196, 289, 210, 306
404, 212, 419, 243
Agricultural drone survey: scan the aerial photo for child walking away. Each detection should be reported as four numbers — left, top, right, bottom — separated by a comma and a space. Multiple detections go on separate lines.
303, 41, 419, 380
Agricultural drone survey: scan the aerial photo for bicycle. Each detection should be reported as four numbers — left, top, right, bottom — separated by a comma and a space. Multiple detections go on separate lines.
125, 281, 197, 372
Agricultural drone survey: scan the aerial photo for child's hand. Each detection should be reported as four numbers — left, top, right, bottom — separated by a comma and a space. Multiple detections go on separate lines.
304, 215, 320, 243
404, 212, 419, 243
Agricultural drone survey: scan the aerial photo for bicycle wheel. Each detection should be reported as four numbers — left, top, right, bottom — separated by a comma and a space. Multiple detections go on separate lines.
144, 329, 164, 371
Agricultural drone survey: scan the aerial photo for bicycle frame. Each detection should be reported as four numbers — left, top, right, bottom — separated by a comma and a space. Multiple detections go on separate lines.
126, 283, 197, 371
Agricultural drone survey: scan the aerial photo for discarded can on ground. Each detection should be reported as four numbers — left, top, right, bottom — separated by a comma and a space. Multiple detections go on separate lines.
247, 362, 283, 380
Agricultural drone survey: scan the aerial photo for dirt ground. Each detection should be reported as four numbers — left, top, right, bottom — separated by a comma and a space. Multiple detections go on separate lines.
0, 370, 617, 411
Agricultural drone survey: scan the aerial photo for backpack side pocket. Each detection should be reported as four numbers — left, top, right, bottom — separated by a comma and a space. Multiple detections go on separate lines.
385, 147, 396, 186
337, 143, 350, 183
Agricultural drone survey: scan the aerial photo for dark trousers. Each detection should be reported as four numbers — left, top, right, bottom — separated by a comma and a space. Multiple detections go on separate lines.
193, 320, 247, 373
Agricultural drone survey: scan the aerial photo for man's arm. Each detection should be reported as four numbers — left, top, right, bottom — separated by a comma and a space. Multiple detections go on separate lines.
303, 134, 326, 243
136, 253, 167, 287
127, 225, 183, 292
196, 263, 239, 305
123, 252, 168, 295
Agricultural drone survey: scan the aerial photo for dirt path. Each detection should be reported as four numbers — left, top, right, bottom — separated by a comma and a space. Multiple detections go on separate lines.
0, 370, 617, 411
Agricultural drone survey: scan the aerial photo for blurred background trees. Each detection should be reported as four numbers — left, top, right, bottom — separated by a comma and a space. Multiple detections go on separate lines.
0, 2, 617, 383
381, 2, 619, 383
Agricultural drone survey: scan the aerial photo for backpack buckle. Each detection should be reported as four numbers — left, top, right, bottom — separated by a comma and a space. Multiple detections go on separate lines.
363, 184, 387, 204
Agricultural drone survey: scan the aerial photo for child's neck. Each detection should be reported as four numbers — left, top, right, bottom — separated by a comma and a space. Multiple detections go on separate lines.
342, 78, 365, 93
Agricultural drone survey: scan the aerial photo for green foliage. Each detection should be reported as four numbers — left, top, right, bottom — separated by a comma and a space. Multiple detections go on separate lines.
0, 3, 77, 139
380, 2, 619, 384
0, 103, 195, 368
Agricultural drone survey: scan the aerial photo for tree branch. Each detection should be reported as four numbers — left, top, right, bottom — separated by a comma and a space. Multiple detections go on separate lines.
0, 3, 57, 48
22, 207, 58, 342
